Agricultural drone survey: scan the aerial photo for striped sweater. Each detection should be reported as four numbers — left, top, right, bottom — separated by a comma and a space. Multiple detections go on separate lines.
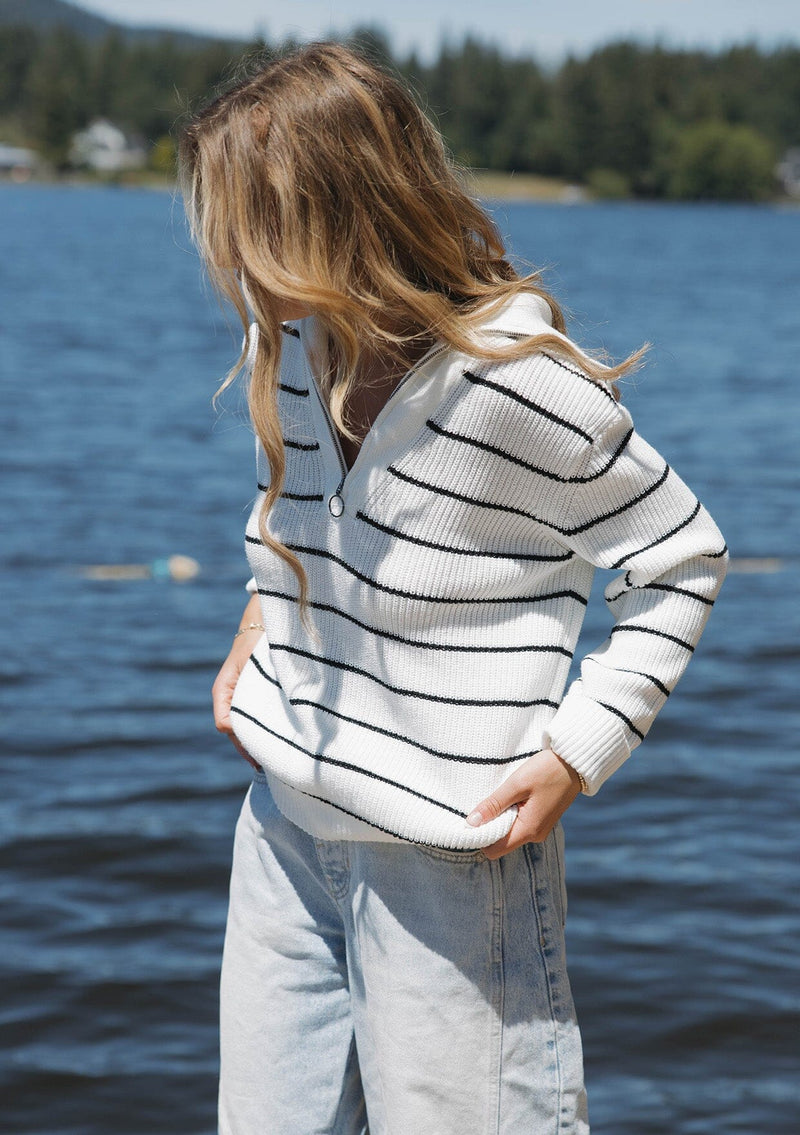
230, 292, 727, 849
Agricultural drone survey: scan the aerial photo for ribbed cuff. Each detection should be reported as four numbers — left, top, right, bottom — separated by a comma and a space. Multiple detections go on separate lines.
543, 687, 632, 796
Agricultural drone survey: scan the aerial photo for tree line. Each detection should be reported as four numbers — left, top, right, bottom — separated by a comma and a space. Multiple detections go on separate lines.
1, 21, 798, 200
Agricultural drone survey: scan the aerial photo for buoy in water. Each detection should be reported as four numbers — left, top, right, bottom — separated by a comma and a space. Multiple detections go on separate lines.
79, 554, 200, 582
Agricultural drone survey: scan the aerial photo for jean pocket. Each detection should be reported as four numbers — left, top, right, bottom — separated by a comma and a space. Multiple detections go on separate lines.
413, 842, 487, 865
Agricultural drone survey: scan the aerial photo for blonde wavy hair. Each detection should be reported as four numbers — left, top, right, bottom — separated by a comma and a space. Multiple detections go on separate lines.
179, 41, 642, 602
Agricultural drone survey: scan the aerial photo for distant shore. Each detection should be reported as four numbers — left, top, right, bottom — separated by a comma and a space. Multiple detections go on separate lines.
2, 168, 797, 208
464, 170, 587, 202
1, 167, 586, 202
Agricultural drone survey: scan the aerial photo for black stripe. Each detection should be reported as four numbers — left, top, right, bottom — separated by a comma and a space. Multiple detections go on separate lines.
284, 438, 320, 451
491, 340, 619, 408
266, 641, 558, 709
256, 589, 574, 657
703, 544, 729, 559
640, 581, 715, 607
294, 790, 446, 843
288, 699, 540, 764
233, 702, 535, 767
355, 509, 573, 563
252, 539, 588, 608
278, 381, 309, 397
610, 500, 702, 570
387, 464, 671, 540
280, 323, 300, 338
425, 419, 633, 484
293, 790, 488, 849
388, 465, 540, 521
257, 482, 324, 501
584, 657, 671, 697
610, 625, 695, 652
596, 701, 645, 741
232, 707, 463, 815
540, 352, 620, 407
296, 790, 420, 839
463, 370, 594, 442
250, 654, 280, 686
567, 463, 670, 536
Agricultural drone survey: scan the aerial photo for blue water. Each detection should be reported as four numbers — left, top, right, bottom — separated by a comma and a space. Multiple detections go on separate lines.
1, 185, 798, 1134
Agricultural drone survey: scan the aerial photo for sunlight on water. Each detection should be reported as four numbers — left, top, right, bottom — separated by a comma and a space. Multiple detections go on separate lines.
1, 186, 799, 1134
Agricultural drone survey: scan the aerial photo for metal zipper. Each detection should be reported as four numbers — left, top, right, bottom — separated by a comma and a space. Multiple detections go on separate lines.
314, 391, 348, 515
315, 341, 449, 518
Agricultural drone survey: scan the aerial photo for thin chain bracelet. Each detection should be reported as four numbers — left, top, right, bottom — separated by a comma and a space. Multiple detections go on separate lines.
233, 623, 266, 638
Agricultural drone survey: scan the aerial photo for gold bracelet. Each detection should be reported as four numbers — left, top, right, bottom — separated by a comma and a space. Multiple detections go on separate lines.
234, 622, 265, 638
551, 746, 588, 793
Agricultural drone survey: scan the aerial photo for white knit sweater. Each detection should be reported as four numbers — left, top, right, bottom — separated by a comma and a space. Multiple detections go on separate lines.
230, 293, 727, 849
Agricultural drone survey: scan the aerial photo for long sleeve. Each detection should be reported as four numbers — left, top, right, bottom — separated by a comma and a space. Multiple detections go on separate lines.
542, 400, 728, 794
230, 307, 728, 845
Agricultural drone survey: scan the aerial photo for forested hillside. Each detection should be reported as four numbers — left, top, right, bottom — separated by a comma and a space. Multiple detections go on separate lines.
1, 7, 798, 199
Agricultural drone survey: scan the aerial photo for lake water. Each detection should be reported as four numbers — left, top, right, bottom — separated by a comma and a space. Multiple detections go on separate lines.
1, 185, 798, 1134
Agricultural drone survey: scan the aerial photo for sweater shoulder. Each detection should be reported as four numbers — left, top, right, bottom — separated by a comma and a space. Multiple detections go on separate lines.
464, 346, 630, 468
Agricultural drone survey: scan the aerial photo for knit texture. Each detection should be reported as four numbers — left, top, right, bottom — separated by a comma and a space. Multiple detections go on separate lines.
231, 294, 727, 848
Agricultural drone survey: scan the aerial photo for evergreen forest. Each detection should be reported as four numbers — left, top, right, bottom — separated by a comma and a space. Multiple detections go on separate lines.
1, 18, 798, 200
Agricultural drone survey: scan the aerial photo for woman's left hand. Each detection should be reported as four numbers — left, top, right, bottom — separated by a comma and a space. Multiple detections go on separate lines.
466, 749, 582, 860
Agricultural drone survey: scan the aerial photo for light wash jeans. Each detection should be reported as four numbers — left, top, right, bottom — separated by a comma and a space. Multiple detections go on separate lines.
219, 775, 589, 1135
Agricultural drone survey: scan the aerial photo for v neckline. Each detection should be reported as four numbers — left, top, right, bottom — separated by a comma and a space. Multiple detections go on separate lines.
297, 317, 447, 481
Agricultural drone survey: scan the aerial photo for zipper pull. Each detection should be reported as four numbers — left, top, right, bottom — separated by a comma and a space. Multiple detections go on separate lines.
328, 473, 346, 517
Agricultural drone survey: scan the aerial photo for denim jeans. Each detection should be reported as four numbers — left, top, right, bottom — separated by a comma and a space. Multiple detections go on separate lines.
219, 775, 589, 1135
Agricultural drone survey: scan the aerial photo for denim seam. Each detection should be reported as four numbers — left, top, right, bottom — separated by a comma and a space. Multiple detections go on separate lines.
490, 857, 505, 1135
348, 906, 394, 1135
413, 843, 487, 864
524, 841, 565, 1133
550, 824, 568, 930
313, 838, 352, 902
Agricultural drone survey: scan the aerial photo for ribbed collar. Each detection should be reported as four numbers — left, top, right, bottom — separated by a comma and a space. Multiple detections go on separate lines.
280, 289, 554, 353
475, 291, 554, 338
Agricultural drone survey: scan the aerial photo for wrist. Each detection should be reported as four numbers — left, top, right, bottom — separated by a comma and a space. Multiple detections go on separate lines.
551, 749, 587, 794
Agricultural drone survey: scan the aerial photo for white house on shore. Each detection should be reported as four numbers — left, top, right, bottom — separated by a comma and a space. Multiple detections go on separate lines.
69, 119, 147, 172
0, 143, 37, 180
777, 149, 800, 197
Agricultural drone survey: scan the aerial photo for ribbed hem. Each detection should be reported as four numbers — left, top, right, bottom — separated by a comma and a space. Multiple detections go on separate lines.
543, 688, 632, 796
265, 772, 517, 849
265, 774, 403, 843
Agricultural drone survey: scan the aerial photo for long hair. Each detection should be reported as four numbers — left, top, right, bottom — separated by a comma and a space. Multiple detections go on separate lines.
179, 42, 642, 603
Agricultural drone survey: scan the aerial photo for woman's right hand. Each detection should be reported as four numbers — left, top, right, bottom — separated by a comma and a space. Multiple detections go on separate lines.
212, 597, 264, 771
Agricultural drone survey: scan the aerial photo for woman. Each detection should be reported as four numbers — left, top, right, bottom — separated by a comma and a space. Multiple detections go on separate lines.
180, 43, 726, 1135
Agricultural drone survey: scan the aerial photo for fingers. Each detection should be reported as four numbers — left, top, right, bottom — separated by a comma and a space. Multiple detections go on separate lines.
212, 680, 234, 734
481, 801, 559, 860
212, 661, 261, 771
230, 736, 262, 772
481, 830, 520, 861
212, 654, 243, 731
466, 765, 529, 828
467, 750, 582, 859
217, 706, 262, 772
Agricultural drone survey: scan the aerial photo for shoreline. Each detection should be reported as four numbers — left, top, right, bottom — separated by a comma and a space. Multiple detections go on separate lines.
464, 170, 587, 202
2, 168, 797, 208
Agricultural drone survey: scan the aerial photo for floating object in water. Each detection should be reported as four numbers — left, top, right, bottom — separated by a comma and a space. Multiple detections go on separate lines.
727, 557, 785, 574
76, 555, 787, 581
79, 554, 200, 582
